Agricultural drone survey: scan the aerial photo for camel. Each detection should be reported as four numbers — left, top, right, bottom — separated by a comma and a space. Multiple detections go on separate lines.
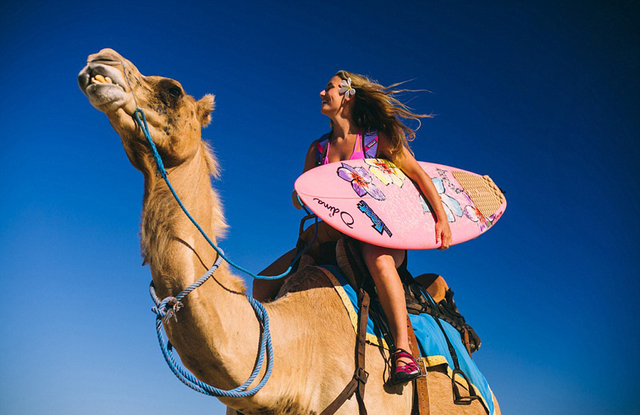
78, 48, 499, 415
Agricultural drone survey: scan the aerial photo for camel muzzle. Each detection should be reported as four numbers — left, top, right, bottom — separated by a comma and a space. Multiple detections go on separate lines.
78, 62, 127, 93
78, 61, 130, 109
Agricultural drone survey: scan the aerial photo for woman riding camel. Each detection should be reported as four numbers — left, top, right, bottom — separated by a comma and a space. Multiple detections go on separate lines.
255, 71, 452, 385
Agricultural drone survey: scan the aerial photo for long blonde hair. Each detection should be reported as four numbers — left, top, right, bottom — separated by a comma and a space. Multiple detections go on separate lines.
336, 70, 431, 165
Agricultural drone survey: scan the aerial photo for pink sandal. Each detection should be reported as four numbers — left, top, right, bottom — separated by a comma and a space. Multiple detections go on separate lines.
391, 348, 421, 385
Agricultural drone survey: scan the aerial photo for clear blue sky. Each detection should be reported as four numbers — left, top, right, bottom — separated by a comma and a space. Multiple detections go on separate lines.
1, 1, 638, 414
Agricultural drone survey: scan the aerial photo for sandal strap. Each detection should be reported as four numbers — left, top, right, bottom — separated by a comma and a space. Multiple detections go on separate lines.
393, 348, 415, 360
396, 362, 419, 373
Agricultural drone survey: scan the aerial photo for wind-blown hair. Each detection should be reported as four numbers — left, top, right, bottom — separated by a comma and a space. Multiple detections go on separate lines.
335, 70, 431, 166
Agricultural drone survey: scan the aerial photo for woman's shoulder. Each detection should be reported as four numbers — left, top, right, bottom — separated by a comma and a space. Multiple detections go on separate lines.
310, 131, 332, 152
314, 131, 332, 143
305, 132, 331, 156
303, 133, 330, 172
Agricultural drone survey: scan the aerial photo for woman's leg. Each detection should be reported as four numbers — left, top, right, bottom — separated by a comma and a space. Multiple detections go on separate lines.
253, 221, 342, 301
252, 248, 297, 302
360, 243, 412, 363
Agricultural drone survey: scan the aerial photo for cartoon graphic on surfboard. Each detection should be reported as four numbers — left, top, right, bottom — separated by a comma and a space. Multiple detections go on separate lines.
294, 159, 506, 250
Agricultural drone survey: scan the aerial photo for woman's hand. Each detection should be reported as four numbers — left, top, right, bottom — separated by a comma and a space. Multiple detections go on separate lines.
435, 220, 452, 250
377, 137, 453, 250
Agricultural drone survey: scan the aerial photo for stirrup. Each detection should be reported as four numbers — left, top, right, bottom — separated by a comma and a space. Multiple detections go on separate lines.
391, 348, 421, 385
451, 368, 480, 405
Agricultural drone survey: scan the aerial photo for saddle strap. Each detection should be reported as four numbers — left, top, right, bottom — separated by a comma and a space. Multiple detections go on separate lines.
407, 316, 430, 415
320, 272, 370, 415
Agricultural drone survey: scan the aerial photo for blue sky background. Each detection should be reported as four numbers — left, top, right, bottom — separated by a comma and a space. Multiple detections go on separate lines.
1, 1, 638, 414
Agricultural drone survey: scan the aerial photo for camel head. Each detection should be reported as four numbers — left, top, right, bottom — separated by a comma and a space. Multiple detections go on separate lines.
78, 48, 216, 174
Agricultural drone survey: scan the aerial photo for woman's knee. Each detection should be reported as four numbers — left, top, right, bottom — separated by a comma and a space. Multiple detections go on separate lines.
253, 277, 285, 302
361, 243, 405, 271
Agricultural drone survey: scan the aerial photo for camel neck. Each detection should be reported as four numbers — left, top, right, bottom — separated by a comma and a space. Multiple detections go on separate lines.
138, 145, 263, 389
140, 145, 231, 295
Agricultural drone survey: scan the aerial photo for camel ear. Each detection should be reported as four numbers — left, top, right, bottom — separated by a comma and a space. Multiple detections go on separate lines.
197, 94, 215, 127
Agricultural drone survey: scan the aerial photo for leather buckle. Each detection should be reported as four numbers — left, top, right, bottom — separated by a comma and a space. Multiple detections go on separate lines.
417, 357, 428, 378
355, 367, 369, 384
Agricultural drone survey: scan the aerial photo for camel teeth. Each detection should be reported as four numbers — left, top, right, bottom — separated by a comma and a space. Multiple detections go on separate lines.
89, 74, 116, 86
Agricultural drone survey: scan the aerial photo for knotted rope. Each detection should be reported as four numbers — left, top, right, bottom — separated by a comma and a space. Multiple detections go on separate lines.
149, 255, 274, 397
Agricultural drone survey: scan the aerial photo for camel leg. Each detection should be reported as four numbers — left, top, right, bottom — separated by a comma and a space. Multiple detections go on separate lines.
252, 248, 297, 301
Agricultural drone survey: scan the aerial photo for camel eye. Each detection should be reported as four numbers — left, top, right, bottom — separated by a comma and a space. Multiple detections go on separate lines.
168, 87, 182, 98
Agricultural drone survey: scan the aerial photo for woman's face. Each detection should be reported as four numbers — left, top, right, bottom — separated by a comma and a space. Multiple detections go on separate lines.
319, 76, 346, 117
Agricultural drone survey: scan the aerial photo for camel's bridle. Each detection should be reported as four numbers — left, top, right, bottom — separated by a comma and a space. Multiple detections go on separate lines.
114, 60, 373, 414
117, 61, 291, 398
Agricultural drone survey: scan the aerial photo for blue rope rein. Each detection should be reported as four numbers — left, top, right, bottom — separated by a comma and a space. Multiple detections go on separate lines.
133, 108, 312, 281
132, 108, 283, 398
149, 255, 274, 397
117, 56, 316, 399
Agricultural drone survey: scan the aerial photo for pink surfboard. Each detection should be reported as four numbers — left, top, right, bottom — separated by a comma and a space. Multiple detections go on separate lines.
294, 159, 506, 250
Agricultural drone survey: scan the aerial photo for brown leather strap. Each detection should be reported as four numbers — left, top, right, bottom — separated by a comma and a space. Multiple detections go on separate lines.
320, 378, 359, 415
407, 316, 430, 415
462, 329, 472, 357
319, 268, 369, 415
355, 289, 370, 414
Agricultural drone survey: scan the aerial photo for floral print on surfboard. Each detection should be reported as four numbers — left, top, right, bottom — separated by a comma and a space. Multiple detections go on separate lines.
336, 163, 386, 201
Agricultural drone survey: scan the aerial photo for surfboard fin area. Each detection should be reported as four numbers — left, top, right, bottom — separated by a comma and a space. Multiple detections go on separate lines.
294, 159, 506, 250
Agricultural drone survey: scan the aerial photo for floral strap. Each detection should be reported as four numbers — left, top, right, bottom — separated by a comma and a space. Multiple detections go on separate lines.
362, 131, 379, 159
315, 133, 332, 166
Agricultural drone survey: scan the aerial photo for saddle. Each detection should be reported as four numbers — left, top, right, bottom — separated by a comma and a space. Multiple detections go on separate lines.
295, 235, 482, 356
292, 233, 484, 414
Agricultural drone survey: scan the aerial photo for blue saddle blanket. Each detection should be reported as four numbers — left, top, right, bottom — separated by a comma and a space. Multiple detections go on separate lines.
321, 265, 495, 415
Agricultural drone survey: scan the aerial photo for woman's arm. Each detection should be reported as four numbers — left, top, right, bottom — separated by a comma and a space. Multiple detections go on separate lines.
292, 141, 319, 209
379, 135, 452, 249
